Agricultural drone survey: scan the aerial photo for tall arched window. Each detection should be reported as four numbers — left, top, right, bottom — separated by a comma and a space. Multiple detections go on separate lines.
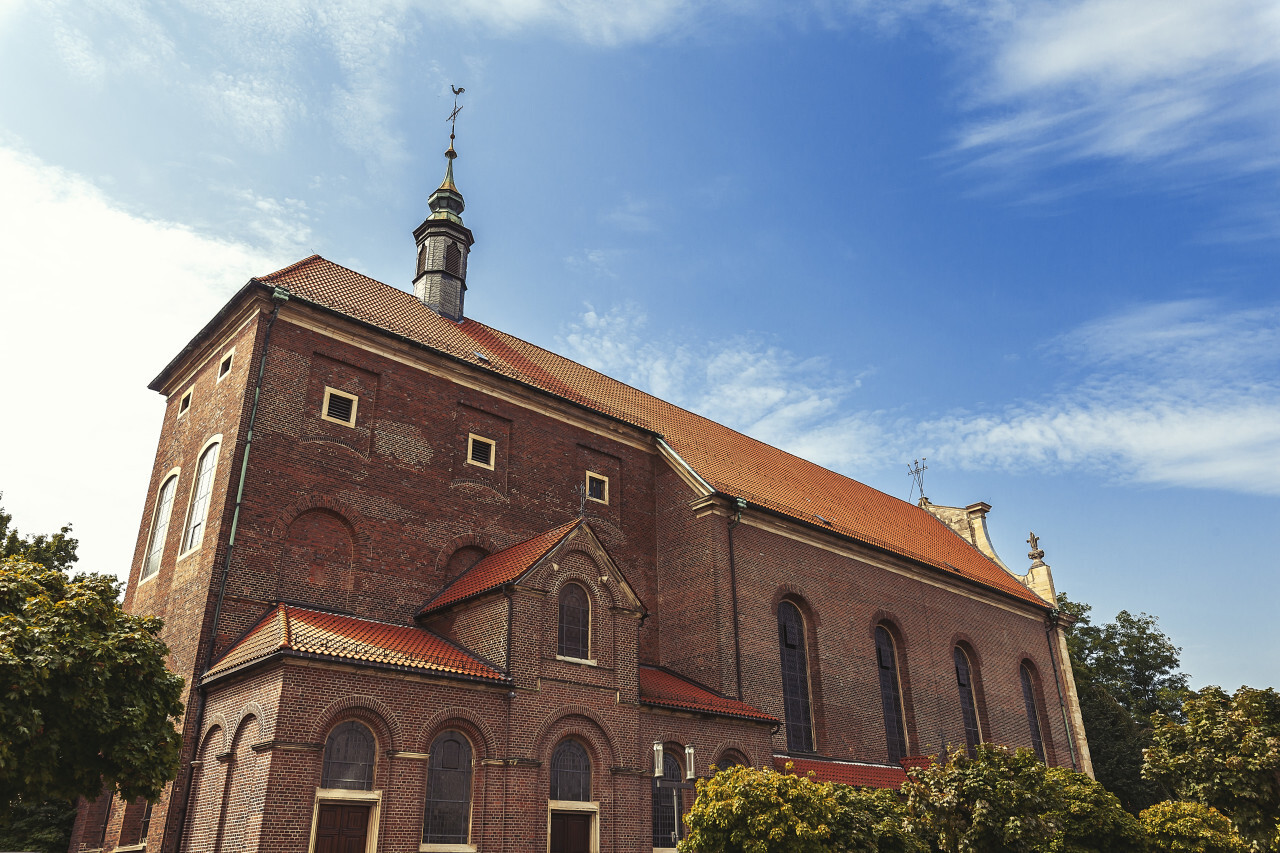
549, 739, 591, 801
652, 752, 684, 849
777, 601, 814, 753
321, 721, 375, 790
1020, 662, 1046, 761
142, 474, 178, 579
954, 647, 981, 756
558, 583, 590, 660
181, 442, 220, 552
423, 731, 473, 844
875, 625, 908, 763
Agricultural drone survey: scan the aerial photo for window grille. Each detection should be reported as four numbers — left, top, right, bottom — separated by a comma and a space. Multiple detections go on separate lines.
558, 583, 590, 659
143, 474, 177, 579
467, 435, 495, 469
181, 443, 219, 552
652, 752, 683, 848
777, 601, 814, 753
955, 647, 981, 756
1020, 663, 1046, 761
423, 731, 473, 844
321, 720, 376, 790
875, 626, 908, 763
445, 242, 462, 276
549, 740, 591, 801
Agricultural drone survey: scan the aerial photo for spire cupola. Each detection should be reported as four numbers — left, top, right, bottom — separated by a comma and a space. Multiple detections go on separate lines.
414, 86, 475, 321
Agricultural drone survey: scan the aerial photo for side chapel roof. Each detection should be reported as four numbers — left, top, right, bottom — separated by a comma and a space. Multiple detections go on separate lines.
239, 256, 1046, 608
205, 603, 507, 684
638, 665, 778, 724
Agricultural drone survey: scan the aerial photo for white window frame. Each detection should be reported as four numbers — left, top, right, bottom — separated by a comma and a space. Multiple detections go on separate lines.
466, 434, 496, 470
217, 349, 235, 383
178, 435, 222, 559
140, 467, 181, 583
321, 386, 359, 427
584, 471, 609, 505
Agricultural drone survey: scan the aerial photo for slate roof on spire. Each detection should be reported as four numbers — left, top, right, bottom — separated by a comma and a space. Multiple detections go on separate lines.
241, 255, 1048, 608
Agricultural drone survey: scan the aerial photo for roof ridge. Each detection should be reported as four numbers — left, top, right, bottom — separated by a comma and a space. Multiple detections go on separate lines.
257, 254, 324, 281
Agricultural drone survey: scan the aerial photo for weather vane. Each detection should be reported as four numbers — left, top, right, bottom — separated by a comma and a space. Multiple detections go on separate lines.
907, 458, 927, 504
447, 85, 465, 148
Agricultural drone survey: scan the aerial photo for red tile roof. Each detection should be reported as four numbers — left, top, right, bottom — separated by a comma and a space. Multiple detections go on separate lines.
258, 256, 1048, 608
206, 604, 506, 682
774, 755, 907, 790
419, 520, 579, 615
638, 665, 778, 724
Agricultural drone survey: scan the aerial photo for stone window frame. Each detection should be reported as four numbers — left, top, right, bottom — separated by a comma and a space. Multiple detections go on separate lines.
217, 348, 235, 383
547, 738, 599, 853
177, 384, 194, 418
555, 581, 593, 664
465, 433, 496, 471
584, 471, 609, 505
177, 435, 222, 560
320, 386, 360, 428
140, 467, 181, 584
305, 788, 383, 853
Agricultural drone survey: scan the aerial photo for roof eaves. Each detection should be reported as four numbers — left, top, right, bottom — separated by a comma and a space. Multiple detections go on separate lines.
148, 279, 272, 392
202, 645, 510, 687
639, 696, 777, 724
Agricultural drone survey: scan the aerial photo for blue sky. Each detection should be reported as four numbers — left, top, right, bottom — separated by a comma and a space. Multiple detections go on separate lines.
1, 0, 1277, 690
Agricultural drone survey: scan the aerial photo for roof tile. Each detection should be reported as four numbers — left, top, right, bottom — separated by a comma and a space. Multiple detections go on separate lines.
639, 665, 778, 724
260, 257, 1047, 608
774, 755, 907, 790
419, 520, 579, 615
207, 604, 506, 682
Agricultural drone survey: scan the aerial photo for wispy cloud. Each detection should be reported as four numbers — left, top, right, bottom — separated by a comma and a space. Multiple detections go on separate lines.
558, 298, 1280, 496
0, 145, 288, 580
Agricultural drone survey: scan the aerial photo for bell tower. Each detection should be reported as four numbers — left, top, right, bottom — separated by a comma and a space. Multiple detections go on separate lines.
413, 87, 475, 321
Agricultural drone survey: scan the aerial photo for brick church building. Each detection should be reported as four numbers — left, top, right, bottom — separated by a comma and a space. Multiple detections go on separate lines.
72, 135, 1090, 853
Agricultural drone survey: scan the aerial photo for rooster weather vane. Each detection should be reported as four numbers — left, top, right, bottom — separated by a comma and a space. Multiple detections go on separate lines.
447, 85, 465, 144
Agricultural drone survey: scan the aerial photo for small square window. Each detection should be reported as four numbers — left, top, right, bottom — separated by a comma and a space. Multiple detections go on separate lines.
467, 434, 495, 470
178, 388, 193, 417
321, 387, 358, 427
217, 350, 234, 381
585, 472, 608, 504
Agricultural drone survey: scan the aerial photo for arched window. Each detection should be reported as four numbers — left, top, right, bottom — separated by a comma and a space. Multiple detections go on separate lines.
423, 731, 473, 844
445, 242, 462, 276
549, 739, 591, 801
954, 647, 981, 756
558, 583, 590, 660
875, 625, 908, 763
142, 474, 178, 579
321, 721, 375, 790
777, 601, 814, 753
652, 751, 684, 849
181, 443, 220, 552
1020, 662, 1046, 761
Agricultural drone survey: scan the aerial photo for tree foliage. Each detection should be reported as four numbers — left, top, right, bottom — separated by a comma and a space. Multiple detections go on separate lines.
901, 745, 1142, 853
0, 498, 185, 810
1139, 801, 1248, 853
1058, 593, 1188, 812
1144, 686, 1280, 851
680, 763, 923, 853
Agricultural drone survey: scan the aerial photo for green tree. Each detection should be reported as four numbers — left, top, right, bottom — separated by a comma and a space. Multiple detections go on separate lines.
1139, 801, 1248, 853
1144, 686, 1280, 851
1, 494, 185, 853
901, 745, 1142, 853
1057, 593, 1189, 812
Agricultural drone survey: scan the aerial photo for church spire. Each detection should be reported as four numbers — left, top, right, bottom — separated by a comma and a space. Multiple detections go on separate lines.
414, 86, 475, 321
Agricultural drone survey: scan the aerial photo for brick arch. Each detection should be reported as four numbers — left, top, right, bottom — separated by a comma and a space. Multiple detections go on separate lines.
1016, 657, 1058, 764
532, 706, 619, 769
949, 632, 985, 669
311, 694, 402, 754
709, 739, 756, 770
433, 532, 501, 576
547, 552, 617, 611
200, 717, 228, 755
232, 702, 267, 744
270, 494, 371, 558
772, 585, 821, 629
417, 706, 498, 758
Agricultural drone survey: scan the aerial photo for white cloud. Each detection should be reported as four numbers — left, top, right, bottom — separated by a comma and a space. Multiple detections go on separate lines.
0, 145, 288, 581
559, 298, 1280, 496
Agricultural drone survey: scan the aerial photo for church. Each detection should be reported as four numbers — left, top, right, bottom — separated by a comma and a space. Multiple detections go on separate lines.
72, 121, 1090, 853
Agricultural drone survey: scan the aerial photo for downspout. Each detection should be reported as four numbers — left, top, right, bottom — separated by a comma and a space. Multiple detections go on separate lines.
1044, 610, 1079, 771
163, 287, 288, 853
727, 498, 746, 701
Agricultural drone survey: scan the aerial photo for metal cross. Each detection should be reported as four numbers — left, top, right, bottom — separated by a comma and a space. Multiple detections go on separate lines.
907, 458, 927, 503
447, 85, 465, 140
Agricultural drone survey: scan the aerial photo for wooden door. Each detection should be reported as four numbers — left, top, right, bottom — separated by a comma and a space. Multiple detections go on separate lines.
549, 812, 591, 853
315, 803, 370, 853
